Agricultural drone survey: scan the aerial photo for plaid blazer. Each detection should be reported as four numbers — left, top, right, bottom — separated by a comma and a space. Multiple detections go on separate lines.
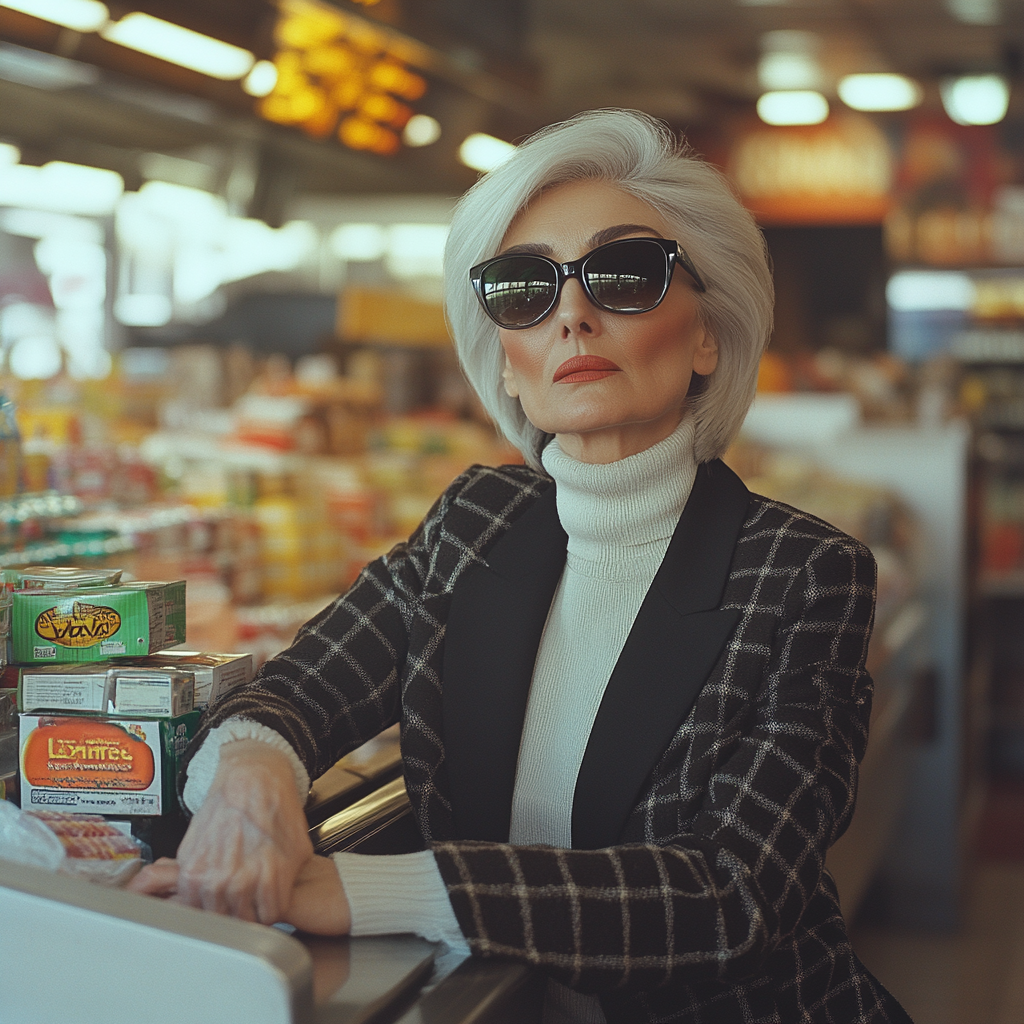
185, 459, 911, 1024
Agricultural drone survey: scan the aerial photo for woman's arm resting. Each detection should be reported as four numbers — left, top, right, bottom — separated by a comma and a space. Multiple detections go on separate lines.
433, 537, 878, 994
173, 739, 318, 924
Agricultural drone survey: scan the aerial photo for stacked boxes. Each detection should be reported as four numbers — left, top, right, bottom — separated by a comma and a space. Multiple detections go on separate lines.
6, 569, 253, 819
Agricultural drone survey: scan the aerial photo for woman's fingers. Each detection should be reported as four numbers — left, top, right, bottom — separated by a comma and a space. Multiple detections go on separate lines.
127, 858, 180, 898
172, 740, 314, 924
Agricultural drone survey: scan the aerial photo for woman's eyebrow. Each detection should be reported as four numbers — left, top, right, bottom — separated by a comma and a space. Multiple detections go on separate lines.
496, 241, 555, 257
588, 223, 663, 247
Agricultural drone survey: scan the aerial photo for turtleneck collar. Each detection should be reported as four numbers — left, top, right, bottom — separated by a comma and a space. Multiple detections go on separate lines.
540, 415, 697, 565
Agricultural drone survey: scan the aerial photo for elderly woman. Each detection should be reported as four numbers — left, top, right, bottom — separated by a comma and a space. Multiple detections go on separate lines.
132, 110, 911, 1024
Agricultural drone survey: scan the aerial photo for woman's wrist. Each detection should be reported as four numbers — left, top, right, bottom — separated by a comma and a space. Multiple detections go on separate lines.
182, 719, 310, 814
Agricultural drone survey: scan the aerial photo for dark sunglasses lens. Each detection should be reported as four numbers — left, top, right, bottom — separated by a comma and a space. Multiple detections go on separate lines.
584, 240, 668, 312
480, 258, 558, 327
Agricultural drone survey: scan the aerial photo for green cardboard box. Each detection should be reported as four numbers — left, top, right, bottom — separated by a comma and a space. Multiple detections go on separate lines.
11, 581, 186, 664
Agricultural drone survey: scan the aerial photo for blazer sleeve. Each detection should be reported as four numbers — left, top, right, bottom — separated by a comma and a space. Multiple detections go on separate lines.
431, 533, 877, 995
178, 474, 459, 790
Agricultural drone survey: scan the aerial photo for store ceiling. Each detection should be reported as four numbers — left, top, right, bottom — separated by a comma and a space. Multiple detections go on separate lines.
0, 0, 1021, 203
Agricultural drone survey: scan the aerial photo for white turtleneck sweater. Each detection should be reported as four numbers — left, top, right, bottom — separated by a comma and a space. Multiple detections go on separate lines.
183, 417, 698, 1016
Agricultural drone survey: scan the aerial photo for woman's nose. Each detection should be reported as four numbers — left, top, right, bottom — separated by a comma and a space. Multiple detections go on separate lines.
554, 277, 598, 336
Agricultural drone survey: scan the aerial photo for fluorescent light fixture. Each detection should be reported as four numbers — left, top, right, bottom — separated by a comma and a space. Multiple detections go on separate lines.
0, 41, 99, 90
403, 114, 441, 147
0, 0, 108, 32
887, 271, 976, 312
940, 74, 1010, 125
459, 133, 515, 173
9, 335, 62, 379
758, 52, 821, 91
329, 223, 387, 261
946, 0, 1000, 24
0, 209, 103, 242
101, 13, 255, 81
838, 73, 923, 112
0, 160, 123, 216
242, 60, 277, 97
114, 293, 173, 327
756, 91, 829, 126
385, 223, 449, 279
0, 142, 19, 166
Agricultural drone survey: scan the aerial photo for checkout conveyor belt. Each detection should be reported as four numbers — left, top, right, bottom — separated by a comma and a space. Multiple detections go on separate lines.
0, 729, 545, 1024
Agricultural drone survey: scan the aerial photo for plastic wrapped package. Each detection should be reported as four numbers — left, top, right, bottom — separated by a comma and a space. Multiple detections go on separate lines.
0, 802, 143, 886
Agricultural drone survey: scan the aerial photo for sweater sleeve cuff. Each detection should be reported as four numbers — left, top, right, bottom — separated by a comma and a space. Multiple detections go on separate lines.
332, 850, 470, 955
181, 718, 311, 814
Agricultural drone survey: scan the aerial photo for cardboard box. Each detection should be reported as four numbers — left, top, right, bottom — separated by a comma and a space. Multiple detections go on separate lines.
19, 710, 201, 816
116, 651, 253, 708
9, 664, 195, 717
12, 581, 186, 664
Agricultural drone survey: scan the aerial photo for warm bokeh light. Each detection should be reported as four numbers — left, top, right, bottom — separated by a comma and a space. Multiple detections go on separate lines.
101, 12, 255, 80
258, 0, 429, 154
756, 90, 829, 126
838, 74, 923, 112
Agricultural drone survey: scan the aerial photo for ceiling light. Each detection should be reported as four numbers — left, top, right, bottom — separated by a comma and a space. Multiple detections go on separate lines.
946, 0, 1000, 25
756, 91, 829, 126
9, 335, 62, 380
403, 114, 441, 147
329, 223, 387, 261
0, 41, 99, 90
114, 294, 173, 328
242, 60, 277, 97
459, 133, 515, 173
940, 75, 1010, 125
0, 142, 19, 166
759, 51, 821, 91
0, 160, 123, 216
101, 13, 255, 81
0, 0, 108, 32
838, 74, 923, 112
887, 271, 976, 311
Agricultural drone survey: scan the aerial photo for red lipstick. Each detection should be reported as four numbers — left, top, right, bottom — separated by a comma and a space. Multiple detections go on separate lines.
553, 355, 621, 383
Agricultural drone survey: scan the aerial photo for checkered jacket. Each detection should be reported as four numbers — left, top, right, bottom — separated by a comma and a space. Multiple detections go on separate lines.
186, 460, 910, 1024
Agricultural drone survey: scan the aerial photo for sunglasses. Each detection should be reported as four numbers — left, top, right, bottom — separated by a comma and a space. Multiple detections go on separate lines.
470, 236, 706, 330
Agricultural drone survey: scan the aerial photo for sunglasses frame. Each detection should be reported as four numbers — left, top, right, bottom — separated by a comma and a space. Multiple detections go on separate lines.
470, 236, 707, 330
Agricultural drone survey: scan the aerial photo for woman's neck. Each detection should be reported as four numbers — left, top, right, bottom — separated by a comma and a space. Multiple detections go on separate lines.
553, 407, 686, 464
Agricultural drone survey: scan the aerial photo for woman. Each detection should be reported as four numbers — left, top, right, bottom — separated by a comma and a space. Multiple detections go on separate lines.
132, 110, 911, 1023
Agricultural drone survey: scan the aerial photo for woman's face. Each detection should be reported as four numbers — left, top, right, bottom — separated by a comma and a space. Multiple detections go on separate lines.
497, 179, 718, 464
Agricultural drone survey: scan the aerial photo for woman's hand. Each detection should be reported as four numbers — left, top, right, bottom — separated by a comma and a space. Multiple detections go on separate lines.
128, 854, 352, 935
172, 739, 315, 924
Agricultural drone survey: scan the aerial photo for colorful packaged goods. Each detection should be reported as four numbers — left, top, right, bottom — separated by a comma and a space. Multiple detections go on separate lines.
8, 664, 195, 718
11, 580, 186, 663
19, 709, 200, 815
115, 650, 252, 708
22, 809, 143, 885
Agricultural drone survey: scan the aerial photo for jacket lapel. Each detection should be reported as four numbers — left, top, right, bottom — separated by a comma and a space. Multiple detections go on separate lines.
571, 459, 750, 850
443, 483, 567, 841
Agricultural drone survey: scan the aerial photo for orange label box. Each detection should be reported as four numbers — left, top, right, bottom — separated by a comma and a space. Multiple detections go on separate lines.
19, 711, 200, 816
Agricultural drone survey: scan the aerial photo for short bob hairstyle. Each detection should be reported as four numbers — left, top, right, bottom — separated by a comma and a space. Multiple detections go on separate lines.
443, 109, 774, 470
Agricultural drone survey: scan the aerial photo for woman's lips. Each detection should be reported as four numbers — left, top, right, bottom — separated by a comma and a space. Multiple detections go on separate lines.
553, 355, 622, 383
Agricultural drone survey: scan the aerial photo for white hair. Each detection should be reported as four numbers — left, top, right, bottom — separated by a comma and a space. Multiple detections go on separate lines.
443, 108, 773, 470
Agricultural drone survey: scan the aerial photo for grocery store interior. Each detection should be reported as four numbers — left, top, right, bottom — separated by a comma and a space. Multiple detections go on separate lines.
1, 0, 1024, 1021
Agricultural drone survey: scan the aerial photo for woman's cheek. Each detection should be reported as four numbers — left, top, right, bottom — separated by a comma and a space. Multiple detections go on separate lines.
499, 331, 550, 397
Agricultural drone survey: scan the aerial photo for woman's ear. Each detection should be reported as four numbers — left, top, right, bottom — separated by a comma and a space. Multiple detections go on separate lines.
502, 354, 520, 398
692, 330, 718, 377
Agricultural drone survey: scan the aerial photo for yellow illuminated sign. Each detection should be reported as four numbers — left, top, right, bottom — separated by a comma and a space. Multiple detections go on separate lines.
259, 0, 428, 156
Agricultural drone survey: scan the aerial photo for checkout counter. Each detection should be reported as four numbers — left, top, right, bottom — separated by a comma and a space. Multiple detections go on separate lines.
0, 728, 545, 1024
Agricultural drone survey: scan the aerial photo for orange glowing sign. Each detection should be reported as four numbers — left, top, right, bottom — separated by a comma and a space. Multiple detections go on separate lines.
259, 0, 428, 156
729, 113, 894, 225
